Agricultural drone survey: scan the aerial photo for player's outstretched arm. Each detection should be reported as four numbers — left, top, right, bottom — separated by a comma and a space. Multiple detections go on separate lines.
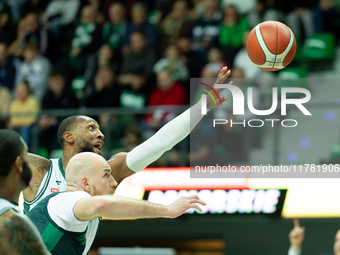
73, 195, 206, 221
23, 153, 51, 202
108, 67, 231, 184
0, 210, 51, 255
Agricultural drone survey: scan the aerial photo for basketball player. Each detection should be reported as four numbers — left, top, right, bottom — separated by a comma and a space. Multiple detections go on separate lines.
27, 152, 205, 255
0, 130, 50, 255
22, 66, 230, 246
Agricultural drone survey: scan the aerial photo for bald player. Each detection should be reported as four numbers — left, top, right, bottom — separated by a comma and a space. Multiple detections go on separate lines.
22, 66, 230, 246
27, 152, 205, 255
0, 130, 50, 255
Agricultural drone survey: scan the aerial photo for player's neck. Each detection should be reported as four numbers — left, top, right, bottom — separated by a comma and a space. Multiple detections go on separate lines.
0, 180, 20, 203
62, 147, 80, 171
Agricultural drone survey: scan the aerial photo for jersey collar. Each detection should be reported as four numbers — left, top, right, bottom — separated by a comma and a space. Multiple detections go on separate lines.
58, 158, 66, 178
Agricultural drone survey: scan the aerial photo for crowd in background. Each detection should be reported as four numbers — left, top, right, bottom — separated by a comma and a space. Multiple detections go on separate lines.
0, 0, 339, 165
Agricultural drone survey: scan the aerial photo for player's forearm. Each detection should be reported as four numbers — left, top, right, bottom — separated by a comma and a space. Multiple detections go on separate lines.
126, 100, 205, 172
93, 196, 171, 219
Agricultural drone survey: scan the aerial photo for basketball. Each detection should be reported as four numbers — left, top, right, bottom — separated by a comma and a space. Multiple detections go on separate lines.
246, 21, 296, 71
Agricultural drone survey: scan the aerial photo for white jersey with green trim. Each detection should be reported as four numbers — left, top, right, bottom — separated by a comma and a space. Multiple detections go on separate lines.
24, 158, 66, 214
23, 158, 100, 254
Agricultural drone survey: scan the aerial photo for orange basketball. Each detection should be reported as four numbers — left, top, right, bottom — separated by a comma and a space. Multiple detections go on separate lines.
246, 21, 296, 71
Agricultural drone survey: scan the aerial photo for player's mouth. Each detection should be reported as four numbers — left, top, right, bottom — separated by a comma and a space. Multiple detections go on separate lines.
94, 141, 104, 155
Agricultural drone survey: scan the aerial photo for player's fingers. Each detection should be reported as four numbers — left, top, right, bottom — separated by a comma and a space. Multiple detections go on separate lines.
186, 195, 199, 200
221, 96, 228, 102
294, 218, 300, 227
191, 204, 202, 212
190, 198, 207, 206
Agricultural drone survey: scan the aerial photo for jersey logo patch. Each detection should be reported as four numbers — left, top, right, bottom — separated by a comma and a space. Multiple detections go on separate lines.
51, 188, 59, 193
56, 180, 62, 185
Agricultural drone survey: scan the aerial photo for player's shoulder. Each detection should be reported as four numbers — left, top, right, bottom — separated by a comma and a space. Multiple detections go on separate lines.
0, 208, 35, 232
0, 209, 51, 255
108, 152, 128, 165
27, 153, 52, 174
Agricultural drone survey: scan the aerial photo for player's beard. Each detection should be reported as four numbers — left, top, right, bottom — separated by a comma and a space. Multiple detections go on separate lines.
76, 137, 95, 154
21, 160, 32, 188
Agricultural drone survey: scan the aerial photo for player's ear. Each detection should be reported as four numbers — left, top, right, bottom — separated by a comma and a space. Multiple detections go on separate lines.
14, 156, 23, 173
63, 131, 74, 145
81, 177, 91, 192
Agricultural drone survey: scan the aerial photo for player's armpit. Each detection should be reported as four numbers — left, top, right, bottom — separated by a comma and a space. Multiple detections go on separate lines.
23, 153, 51, 202
108, 152, 135, 185
0, 210, 50, 255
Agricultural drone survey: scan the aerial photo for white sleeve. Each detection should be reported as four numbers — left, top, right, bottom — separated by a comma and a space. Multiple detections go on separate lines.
288, 247, 302, 255
126, 101, 206, 172
47, 191, 91, 232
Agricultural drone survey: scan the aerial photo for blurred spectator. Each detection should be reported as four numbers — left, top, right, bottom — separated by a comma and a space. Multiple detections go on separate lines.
118, 31, 156, 91
0, 0, 13, 45
8, 81, 39, 146
42, 0, 81, 39
248, 0, 285, 28
191, 0, 221, 60
6, 0, 25, 23
103, 0, 138, 21
16, 43, 51, 101
155, 0, 175, 23
84, 66, 120, 109
221, 0, 257, 15
314, 0, 340, 41
286, 0, 318, 41
0, 42, 18, 91
39, 70, 79, 154
219, 5, 249, 66
153, 44, 189, 82
20, 0, 47, 19
117, 125, 143, 153
192, 0, 205, 19
87, 0, 105, 24
0, 83, 11, 128
101, 3, 128, 51
83, 44, 119, 86
9, 13, 55, 60
201, 47, 228, 78
70, 5, 102, 60
177, 35, 205, 79
124, 2, 158, 48
145, 69, 187, 130
160, 0, 194, 47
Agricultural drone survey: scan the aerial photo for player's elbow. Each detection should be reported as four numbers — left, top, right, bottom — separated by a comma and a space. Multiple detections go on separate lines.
92, 198, 111, 217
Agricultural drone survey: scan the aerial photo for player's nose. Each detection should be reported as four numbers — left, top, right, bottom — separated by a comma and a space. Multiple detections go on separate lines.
97, 130, 105, 140
111, 177, 118, 189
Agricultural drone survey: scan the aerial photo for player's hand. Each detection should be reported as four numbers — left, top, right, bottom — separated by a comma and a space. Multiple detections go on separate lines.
289, 219, 305, 251
206, 66, 232, 109
167, 195, 206, 218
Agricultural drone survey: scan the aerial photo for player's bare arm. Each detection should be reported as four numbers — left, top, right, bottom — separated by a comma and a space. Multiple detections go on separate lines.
73, 195, 206, 221
23, 154, 51, 201
107, 67, 231, 184
0, 210, 50, 255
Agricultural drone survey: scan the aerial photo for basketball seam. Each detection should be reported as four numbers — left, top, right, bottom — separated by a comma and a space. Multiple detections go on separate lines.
246, 44, 266, 62
271, 21, 279, 71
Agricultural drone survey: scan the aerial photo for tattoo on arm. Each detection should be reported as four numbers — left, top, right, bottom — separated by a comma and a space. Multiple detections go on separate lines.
26, 154, 51, 195
0, 212, 50, 255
